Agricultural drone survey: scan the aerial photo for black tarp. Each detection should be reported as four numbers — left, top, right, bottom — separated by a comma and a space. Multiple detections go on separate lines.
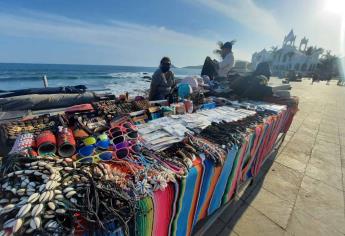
0, 92, 97, 111
0, 85, 87, 98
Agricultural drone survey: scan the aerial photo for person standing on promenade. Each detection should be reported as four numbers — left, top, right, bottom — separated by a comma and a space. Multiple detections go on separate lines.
311, 73, 318, 85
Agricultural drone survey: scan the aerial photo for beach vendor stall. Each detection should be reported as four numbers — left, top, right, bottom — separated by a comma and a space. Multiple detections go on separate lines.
0, 88, 297, 235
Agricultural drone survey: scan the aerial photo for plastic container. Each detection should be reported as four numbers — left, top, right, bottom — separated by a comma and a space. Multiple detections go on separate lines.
173, 103, 186, 115
57, 127, 76, 158
148, 106, 162, 120
184, 100, 193, 113
37, 130, 57, 155
200, 102, 216, 110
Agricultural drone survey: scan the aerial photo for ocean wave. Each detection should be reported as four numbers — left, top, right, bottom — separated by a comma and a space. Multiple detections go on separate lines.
104, 79, 150, 96
0, 64, 201, 92
0, 76, 81, 81
107, 72, 152, 79
0, 71, 196, 82
106, 72, 198, 79
0, 75, 11, 79
0, 76, 42, 81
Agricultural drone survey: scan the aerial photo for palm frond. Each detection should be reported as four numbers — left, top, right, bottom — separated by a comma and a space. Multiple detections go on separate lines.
217, 41, 224, 49
213, 49, 221, 54
229, 40, 236, 45
214, 40, 236, 56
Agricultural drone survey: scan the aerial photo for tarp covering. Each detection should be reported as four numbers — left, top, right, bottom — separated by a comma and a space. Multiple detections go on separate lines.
0, 85, 87, 98
0, 92, 97, 111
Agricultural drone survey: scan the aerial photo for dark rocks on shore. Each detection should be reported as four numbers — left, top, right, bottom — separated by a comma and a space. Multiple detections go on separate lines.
142, 75, 152, 80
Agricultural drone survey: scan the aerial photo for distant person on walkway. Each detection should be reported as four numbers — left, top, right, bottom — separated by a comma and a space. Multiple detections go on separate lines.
326, 74, 331, 85
201, 41, 235, 80
311, 73, 318, 85
149, 57, 175, 101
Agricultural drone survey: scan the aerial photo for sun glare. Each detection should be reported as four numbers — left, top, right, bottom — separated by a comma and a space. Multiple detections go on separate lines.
324, 0, 345, 15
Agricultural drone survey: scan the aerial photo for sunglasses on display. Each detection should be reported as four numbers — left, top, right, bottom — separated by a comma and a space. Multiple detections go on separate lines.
110, 131, 139, 145
112, 142, 142, 160
82, 133, 109, 145
113, 148, 130, 159
78, 140, 111, 157
109, 122, 138, 133
109, 127, 134, 137
110, 129, 138, 138
114, 141, 142, 154
76, 151, 113, 164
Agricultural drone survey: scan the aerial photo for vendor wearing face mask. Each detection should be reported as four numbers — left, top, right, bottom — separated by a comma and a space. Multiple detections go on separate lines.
149, 57, 175, 101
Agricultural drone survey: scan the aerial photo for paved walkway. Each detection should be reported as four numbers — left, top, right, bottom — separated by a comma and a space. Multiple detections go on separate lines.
204, 79, 345, 236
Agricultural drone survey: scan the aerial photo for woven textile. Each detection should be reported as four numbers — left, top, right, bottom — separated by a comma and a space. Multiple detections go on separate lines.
133, 107, 296, 236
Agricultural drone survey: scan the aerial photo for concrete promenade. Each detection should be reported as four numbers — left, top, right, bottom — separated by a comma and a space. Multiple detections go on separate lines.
204, 79, 345, 236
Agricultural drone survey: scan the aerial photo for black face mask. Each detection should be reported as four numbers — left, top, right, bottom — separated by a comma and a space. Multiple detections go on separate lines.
160, 65, 171, 73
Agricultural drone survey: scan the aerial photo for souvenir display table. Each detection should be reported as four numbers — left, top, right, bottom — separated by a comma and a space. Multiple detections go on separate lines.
0, 96, 297, 236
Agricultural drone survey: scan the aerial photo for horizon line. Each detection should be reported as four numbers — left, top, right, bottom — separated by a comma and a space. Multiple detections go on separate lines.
0, 59, 252, 68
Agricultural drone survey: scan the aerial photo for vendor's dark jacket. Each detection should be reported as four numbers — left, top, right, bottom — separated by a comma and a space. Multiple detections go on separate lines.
230, 74, 272, 100
149, 68, 175, 101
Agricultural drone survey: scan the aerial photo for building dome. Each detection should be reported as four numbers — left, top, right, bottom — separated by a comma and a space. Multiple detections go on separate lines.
251, 30, 323, 76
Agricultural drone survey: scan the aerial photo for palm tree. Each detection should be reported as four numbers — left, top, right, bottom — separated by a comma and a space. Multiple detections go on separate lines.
213, 41, 223, 57
305, 46, 314, 56
271, 46, 278, 59
317, 52, 341, 78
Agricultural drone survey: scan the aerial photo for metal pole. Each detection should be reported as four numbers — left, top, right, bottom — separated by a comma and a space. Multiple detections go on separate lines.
43, 75, 48, 88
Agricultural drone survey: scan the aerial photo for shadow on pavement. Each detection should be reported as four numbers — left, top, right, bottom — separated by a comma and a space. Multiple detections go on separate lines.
192, 135, 285, 235
225, 150, 278, 232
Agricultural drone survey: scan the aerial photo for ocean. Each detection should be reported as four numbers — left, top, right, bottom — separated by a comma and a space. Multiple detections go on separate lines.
0, 63, 201, 95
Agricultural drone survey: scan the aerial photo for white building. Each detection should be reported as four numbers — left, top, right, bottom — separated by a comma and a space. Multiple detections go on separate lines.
232, 60, 251, 74
251, 30, 324, 75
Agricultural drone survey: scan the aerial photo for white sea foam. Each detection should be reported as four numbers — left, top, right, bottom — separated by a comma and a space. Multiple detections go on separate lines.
107, 72, 152, 79
0, 63, 201, 93
105, 79, 150, 96
97, 71, 199, 96
106, 72, 194, 79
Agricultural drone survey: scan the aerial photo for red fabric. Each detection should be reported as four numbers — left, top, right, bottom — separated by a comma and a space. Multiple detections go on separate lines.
282, 108, 296, 133
152, 183, 175, 236
65, 103, 94, 113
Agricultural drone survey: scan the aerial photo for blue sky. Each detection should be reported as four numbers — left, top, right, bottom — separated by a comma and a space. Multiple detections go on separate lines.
0, 0, 344, 66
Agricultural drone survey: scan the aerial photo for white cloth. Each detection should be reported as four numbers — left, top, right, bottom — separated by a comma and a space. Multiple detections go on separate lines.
218, 52, 234, 77
201, 75, 211, 84
180, 76, 199, 90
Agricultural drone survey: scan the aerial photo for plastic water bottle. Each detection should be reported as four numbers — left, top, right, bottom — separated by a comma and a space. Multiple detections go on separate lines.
184, 100, 193, 113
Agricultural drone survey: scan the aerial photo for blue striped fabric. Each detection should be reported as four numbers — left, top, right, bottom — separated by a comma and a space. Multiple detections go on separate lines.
175, 167, 199, 236
192, 159, 214, 226
208, 146, 238, 215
